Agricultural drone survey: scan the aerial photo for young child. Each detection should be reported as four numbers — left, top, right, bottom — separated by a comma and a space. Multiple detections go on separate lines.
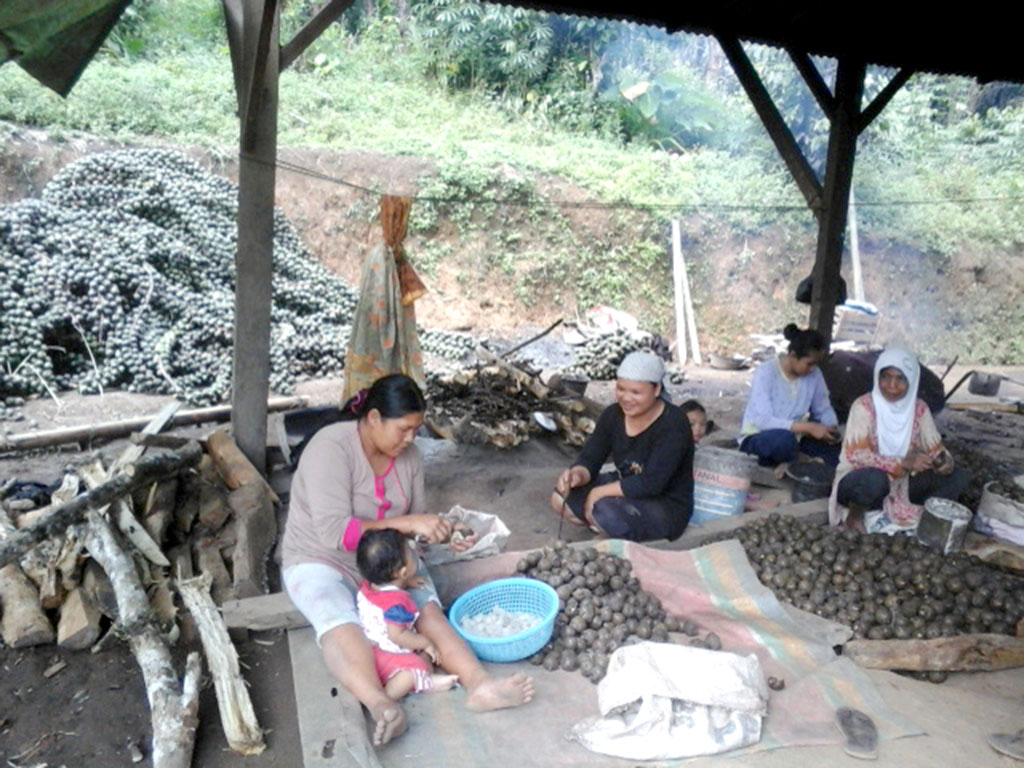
680, 399, 708, 445
356, 529, 459, 699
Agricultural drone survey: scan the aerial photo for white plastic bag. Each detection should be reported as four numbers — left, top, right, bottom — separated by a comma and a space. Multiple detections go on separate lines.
569, 642, 768, 760
420, 505, 511, 566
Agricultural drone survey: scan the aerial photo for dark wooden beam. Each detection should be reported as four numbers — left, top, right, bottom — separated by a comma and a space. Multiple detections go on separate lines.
808, 56, 865, 340
786, 48, 835, 117
857, 67, 914, 134
224, 0, 281, 473
280, 0, 355, 72
716, 34, 824, 215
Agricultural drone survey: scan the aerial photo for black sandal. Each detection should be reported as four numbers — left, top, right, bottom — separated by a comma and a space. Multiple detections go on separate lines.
836, 707, 879, 760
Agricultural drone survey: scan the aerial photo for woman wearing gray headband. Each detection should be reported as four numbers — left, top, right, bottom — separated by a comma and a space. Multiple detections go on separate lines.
550, 351, 694, 541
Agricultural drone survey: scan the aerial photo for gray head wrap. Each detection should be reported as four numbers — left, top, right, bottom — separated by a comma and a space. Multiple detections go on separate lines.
616, 351, 672, 402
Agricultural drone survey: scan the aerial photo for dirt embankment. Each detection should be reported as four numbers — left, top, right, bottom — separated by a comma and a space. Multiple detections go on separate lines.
2, 125, 1022, 364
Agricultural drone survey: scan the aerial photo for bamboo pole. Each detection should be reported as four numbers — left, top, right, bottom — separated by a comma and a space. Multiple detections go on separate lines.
0, 396, 307, 453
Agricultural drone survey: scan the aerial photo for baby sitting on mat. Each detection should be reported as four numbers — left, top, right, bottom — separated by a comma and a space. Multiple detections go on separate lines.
356, 528, 459, 699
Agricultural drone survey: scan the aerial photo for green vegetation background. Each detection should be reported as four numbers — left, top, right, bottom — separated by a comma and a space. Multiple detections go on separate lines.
2, 0, 1023, 362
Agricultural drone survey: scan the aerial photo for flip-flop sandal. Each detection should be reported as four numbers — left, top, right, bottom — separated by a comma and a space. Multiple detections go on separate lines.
988, 730, 1024, 760
836, 707, 878, 760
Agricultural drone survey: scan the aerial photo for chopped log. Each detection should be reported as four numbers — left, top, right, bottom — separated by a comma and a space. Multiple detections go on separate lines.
20, 540, 65, 609
149, 570, 178, 631
142, 478, 179, 546
194, 539, 235, 605
178, 574, 266, 755
83, 558, 118, 619
206, 430, 280, 504
198, 456, 231, 532
220, 592, 308, 631
475, 345, 550, 399
57, 586, 102, 650
0, 396, 307, 452
0, 564, 55, 646
75, 510, 201, 768
0, 443, 202, 569
131, 432, 199, 450
228, 483, 277, 599
79, 461, 171, 568
0, 508, 55, 647
844, 633, 1024, 672
174, 468, 201, 535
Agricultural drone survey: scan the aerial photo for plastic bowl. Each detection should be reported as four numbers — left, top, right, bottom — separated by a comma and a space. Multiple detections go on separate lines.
449, 577, 558, 663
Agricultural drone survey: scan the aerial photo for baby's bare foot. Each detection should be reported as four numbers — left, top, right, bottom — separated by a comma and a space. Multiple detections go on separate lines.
426, 673, 459, 692
466, 673, 534, 712
369, 701, 407, 746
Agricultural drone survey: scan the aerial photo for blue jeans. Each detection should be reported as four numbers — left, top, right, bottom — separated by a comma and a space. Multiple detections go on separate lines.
740, 429, 840, 468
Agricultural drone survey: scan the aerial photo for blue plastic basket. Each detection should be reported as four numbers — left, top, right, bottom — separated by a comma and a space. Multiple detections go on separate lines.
449, 577, 558, 663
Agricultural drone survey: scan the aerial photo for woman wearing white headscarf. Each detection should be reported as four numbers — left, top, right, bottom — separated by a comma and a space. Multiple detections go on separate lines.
550, 351, 694, 542
829, 348, 968, 531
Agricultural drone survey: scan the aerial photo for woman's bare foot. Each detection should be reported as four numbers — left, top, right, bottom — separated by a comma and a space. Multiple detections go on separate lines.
466, 673, 535, 712
426, 673, 459, 692
773, 462, 790, 480
369, 701, 407, 746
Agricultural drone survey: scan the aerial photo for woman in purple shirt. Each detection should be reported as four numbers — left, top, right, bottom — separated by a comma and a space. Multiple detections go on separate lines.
739, 324, 840, 468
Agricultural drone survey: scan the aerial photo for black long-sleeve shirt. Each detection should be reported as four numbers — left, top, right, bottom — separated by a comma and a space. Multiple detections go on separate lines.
574, 402, 694, 516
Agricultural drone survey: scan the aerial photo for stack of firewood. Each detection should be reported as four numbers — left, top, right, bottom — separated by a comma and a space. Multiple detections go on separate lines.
427, 352, 596, 449
0, 408, 272, 765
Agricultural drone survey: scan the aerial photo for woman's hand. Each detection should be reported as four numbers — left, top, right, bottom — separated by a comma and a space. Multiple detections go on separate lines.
901, 451, 934, 474
555, 466, 590, 496
797, 422, 838, 442
931, 448, 954, 476
396, 514, 452, 544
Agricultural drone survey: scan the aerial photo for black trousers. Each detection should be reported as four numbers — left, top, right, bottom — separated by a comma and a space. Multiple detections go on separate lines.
836, 466, 969, 510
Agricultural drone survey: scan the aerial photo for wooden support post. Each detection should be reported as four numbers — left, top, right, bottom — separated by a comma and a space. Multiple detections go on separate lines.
808, 56, 865, 340
671, 220, 688, 364
223, 0, 281, 476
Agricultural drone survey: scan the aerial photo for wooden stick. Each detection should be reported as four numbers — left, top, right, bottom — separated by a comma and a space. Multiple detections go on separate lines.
844, 633, 1024, 672
76, 510, 202, 768
178, 573, 266, 755
0, 442, 203, 570
671, 219, 688, 365
499, 318, 564, 359
0, 396, 307, 452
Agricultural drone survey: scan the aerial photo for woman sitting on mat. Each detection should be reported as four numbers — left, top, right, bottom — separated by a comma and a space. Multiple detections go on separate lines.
739, 323, 840, 471
550, 351, 694, 542
282, 374, 533, 747
829, 348, 968, 532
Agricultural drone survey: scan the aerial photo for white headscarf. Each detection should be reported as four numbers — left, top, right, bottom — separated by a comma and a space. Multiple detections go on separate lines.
617, 351, 672, 402
871, 348, 920, 457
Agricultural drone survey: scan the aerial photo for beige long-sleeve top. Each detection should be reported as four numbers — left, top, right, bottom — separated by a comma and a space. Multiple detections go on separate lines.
281, 421, 425, 579
828, 394, 945, 528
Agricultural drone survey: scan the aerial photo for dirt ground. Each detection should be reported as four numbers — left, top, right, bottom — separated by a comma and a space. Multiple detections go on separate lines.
1, 358, 1023, 766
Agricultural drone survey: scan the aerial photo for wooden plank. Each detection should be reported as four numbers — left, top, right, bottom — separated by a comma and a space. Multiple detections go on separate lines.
671, 219, 688, 365
651, 497, 828, 552
207, 429, 280, 504
844, 633, 1024, 672
288, 626, 382, 768
221, 591, 308, 631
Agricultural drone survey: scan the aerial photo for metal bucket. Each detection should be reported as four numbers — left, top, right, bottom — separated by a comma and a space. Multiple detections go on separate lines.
917, 497, 972, 554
